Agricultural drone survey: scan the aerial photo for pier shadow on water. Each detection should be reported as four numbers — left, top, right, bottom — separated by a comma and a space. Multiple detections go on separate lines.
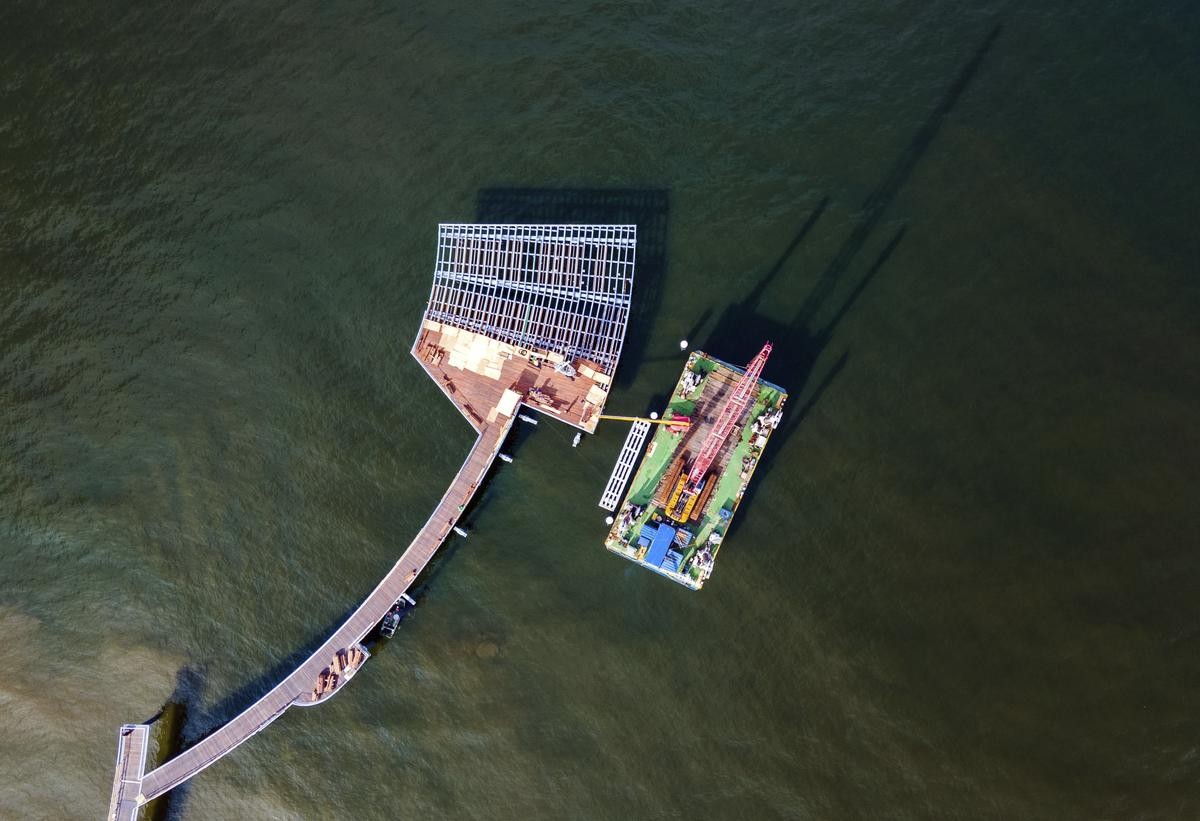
712, 22, 1003, 539
474, 187, 670, 389
139, 666, 205, 821
406, 421, 525, 594
166, 603, 359, 741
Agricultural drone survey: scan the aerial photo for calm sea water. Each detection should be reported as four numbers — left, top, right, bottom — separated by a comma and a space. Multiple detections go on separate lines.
2, 2, 1199, 819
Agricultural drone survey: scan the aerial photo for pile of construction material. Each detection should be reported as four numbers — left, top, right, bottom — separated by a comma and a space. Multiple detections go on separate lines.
308, 646, 367, 702
438, 325, 508, 380
679, 364, 704, 397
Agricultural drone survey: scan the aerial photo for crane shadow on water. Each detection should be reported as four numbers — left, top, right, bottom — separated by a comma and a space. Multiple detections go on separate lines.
715, 22, 1002, 540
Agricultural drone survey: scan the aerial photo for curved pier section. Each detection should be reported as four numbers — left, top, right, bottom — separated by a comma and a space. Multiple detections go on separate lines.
107, 223, 635, 818
130, 416, 511, 808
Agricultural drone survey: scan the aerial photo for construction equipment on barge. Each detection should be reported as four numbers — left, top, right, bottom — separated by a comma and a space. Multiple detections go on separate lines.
601, 343, 786, 589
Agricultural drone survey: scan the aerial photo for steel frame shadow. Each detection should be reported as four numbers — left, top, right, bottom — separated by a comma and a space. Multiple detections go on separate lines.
474, 187, 670, 390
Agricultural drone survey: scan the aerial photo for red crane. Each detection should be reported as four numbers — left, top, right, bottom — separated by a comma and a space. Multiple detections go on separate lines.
686, 342, 773, 490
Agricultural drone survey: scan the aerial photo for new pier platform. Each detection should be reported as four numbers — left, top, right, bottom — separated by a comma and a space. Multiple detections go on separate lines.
106, 223, 635, 818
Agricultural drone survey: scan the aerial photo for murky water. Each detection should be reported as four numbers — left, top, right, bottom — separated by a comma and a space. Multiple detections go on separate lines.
2, 2, 1199, 819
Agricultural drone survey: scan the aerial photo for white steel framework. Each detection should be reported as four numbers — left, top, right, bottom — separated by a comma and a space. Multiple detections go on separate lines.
424, 223, 637, 375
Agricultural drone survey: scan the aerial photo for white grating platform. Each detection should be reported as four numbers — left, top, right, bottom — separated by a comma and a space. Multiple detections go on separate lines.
599, 420, 651, 510
426, 223, 636, 375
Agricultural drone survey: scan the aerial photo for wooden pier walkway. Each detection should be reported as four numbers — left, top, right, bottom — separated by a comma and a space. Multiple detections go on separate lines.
107, 325, 607, 818
107, 220, 634, 817
107, 724, 150, 821
109, 381, 513, 818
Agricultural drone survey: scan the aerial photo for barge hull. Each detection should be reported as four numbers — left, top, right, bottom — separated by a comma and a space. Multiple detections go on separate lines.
602, 351, 787, 589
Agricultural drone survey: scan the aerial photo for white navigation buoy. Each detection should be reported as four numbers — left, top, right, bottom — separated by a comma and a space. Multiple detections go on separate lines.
650, 411, 659, 420
604, 515, 614, 526
679, 339, 689, 351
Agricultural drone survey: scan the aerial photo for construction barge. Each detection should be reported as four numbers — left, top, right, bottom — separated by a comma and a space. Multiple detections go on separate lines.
603, 344, 787, 589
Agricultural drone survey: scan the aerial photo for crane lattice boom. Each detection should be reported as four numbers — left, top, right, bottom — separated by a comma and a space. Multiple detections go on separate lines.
686, 342, 773, 489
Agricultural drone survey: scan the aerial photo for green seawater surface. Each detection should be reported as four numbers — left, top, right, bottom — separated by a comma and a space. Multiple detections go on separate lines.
2, 2, 1199, 819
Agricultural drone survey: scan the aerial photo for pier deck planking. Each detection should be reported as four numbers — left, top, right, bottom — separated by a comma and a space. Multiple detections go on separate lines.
108, 222, 635, 815
115, 326, 611, 811
107, 724, 150, 821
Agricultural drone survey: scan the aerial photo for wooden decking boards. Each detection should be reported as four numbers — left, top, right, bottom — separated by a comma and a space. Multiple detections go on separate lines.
112, 324, 612, 814
107, 724, 150, 821
108, 222, 635, 816
135, 413, 512, 803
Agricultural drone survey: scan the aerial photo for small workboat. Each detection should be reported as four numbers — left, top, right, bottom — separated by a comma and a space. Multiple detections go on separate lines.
380, 593, 417, 638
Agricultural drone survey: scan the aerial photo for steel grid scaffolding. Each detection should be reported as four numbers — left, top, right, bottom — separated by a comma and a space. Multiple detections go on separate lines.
424, 223, 637, 375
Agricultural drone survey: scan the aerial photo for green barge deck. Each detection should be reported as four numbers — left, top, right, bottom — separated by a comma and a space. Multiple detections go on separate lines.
603, 350, 787, 589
